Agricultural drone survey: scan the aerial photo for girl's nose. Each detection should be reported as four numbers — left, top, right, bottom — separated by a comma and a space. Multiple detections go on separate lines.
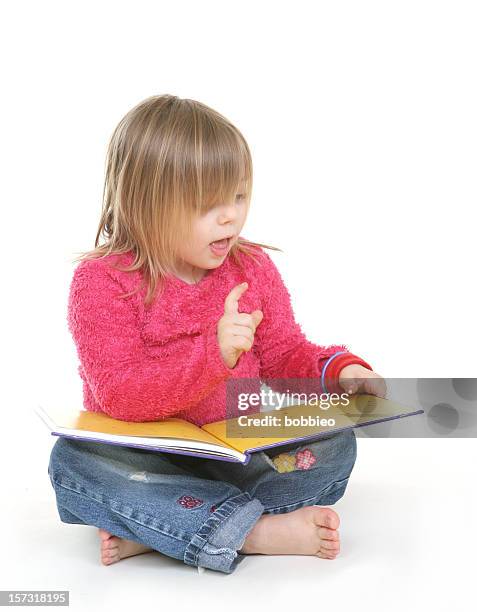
217, 203, 238, 223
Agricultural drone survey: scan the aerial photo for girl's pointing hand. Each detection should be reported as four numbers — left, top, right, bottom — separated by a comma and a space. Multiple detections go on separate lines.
217, 282, 263, 369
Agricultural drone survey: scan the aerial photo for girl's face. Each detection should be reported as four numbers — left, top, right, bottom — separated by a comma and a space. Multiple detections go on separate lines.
174, 185, 249, 284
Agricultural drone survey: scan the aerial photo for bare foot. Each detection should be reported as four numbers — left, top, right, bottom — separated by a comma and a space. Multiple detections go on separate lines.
98, 528, 154, 566
239, 506, 341, 559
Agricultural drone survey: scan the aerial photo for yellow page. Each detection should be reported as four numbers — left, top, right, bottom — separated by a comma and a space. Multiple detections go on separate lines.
41, 404, 232, 449
202, 394, 422, 454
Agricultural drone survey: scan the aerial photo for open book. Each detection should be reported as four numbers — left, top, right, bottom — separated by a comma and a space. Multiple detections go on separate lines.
35, 393, 423, 464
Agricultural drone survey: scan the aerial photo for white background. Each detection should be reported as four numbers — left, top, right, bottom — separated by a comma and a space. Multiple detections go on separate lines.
2, 1, 476, 610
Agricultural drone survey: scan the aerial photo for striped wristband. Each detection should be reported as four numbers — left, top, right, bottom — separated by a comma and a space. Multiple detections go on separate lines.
321, 351, 373, 394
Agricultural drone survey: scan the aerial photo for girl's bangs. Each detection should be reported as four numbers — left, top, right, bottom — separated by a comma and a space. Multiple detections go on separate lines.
188, 121, 252, 215
197, 174, 250, 215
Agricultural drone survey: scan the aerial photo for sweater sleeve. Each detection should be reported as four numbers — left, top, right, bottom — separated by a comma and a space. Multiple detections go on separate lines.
67, 261, 233, 422
253, 250, 373, 394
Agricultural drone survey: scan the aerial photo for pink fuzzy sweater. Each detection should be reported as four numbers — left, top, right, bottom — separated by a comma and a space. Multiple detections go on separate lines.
67, 241, 373, 426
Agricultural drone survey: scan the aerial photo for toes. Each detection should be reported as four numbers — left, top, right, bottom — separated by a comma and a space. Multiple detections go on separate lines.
314, 508, 340, 530
105, 550, 119, 560
102, 539, 119, 551
104, 545, 120, 555
101, 555, 115, 565
98, 528, 114, 542
318, 527, 339, 541
321, 540, 340, 551
102, 549, 120, 564
323, 509, 340, 530
103, 558, 117, 566
316, 550, 338, 560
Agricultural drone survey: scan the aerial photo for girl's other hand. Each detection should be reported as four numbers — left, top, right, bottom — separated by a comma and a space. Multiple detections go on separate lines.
217, 282, 263, 369
338, 364, 387, 398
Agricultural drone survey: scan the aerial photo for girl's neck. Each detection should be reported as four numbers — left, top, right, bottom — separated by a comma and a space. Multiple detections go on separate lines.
173, 266, 210, 285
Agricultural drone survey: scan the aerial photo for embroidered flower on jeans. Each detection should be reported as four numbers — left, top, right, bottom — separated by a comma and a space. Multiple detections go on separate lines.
272, 452, 297, 473
177, 495, 204, 509
295, 448, 317, 470
209, 504, 217, 513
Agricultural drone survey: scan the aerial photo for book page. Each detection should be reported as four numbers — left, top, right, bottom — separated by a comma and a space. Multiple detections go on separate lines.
203, 394, 423, 454
40, 404, 233, 449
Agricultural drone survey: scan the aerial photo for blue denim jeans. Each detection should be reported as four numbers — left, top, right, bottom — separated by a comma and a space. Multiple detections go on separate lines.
48, 428, 357, 574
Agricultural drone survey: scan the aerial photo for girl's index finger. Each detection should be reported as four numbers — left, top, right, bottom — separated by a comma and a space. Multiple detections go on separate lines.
223, 282, 248, 315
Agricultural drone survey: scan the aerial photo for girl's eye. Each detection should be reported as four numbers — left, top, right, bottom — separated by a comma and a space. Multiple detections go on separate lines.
236, 193, 246, 202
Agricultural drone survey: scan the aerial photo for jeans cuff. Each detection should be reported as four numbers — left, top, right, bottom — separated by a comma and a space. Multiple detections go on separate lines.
183, 492, 264, 574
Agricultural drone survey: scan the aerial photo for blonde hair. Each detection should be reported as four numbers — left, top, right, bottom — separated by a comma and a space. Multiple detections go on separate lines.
72, 94, 282, 306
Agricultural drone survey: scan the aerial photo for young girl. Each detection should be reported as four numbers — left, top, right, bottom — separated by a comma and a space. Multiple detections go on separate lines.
48, 94, 385, 575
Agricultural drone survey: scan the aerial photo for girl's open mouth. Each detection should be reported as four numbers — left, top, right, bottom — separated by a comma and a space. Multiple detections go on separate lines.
209, 237, 231, 257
